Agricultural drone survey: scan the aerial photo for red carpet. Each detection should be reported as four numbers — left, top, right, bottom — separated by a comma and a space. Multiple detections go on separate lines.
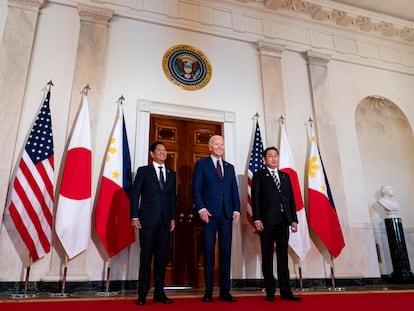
1, 292, 414, 311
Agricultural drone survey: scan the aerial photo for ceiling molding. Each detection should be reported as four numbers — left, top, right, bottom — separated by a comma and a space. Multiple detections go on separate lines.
233, 0, 414, 42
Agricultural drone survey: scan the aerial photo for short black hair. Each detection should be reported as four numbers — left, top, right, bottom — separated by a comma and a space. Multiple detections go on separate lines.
263, 146, 279, 157
150, 141, 167, 152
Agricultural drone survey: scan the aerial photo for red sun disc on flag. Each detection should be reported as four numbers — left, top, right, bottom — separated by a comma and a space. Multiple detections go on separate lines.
59, 147, 92, 199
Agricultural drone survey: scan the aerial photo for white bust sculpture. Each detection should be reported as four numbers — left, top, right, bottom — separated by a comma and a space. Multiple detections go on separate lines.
377, 185, 399, 218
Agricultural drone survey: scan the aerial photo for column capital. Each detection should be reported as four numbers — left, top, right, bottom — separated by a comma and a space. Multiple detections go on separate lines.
77, 3, 114, 25
8, 0, 46, 11
306, 50, 331, 67
256, 40, 285, 58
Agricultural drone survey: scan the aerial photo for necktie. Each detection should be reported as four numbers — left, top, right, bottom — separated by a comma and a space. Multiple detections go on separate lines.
271, 170, 280, 192
216, 160, 223, 180
159, 166, 165, 190
271, 170, 284, 212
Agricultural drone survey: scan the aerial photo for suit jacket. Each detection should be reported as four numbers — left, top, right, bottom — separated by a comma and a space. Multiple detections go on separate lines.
130, 164, 176, 228
192, 157, 240, 218
251, 169, 298, 226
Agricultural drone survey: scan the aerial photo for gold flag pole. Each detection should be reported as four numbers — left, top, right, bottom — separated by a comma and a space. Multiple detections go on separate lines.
96, 257, 118, 296
10, 256, 38, 298
105, 258, 111, 293
49, 255, 70, 297
23, 256, 32, 295
328, 254, 344, 291
61, 255, 69, 294
298, 259, 304, 290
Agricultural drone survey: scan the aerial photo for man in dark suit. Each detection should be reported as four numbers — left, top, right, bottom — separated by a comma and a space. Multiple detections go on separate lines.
130, 141, 176, 305
252, 146, 301, 302
192, 135, 240, 303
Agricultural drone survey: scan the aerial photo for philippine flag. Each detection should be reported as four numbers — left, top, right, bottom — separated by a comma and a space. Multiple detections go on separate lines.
308, 126, 345, 258
94, 102, 135, 258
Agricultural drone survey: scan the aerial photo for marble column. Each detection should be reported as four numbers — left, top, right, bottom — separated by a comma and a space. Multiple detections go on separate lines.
305, 50, 347, 251
43, 3, 113, 283
0, 0, 46, 222
67, 3, 114, 147
256, 40, 286, 147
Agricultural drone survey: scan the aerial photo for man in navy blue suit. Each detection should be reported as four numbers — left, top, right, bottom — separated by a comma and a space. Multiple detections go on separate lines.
130, 141, 176, 305
192, 135, 240, 303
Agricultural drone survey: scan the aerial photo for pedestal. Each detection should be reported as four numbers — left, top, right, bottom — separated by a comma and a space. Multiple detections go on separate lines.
384, 217, 414, 283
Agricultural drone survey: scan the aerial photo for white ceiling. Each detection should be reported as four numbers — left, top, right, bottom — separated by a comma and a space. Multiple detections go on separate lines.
330, 0, 414, 23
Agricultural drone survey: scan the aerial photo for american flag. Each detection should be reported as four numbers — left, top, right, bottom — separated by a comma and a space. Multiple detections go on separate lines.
247, 120, 265, 227
5, 90, 54, 262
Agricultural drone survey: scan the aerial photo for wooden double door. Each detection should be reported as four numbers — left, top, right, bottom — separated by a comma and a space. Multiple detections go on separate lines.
149, 115, 222, 288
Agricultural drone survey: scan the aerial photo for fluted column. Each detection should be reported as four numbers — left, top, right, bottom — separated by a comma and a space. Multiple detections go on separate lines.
67, 3, 114, 147
306, 51, 338, 159
256, 40, 286, 147
44, 3, 113, 282
306, 50, 347, 240
0, 0, 46, 221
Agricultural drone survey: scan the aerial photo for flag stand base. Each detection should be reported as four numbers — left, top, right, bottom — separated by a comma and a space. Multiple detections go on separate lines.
48, 292, 71, 297
9, 293, 39, 299
95, 291, 119, 297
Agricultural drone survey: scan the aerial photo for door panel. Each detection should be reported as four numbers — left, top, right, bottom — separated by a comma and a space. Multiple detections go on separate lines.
149, 115, 222, 287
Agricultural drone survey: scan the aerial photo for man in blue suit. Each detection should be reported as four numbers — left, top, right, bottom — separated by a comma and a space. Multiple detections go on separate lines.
192, 135, 240, 303
130, 141, 176, 305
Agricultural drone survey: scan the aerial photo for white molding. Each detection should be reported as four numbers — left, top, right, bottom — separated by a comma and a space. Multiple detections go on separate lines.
49, 0, 414, 74
133, 99, 237, 169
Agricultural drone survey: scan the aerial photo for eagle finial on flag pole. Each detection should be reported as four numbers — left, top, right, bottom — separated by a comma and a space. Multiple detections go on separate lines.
82, 84, 91, 95
279, 114, 285, 125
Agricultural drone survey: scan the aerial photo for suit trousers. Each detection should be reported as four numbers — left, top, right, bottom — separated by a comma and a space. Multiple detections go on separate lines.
138, 221, 170, 297
259, 223, 291, 296
202, 211, 233, 293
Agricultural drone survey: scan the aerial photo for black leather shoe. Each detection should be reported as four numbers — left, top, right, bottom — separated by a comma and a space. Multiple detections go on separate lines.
281, 294, 301, 301
265, 293, 275, 301
135, 297, 146, 305
219, 292, 236, 302
202, 292, 212, 302
153, 293, 173, 304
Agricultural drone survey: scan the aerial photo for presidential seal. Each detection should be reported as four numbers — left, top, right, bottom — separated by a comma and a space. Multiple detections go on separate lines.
162, 44, 212, 91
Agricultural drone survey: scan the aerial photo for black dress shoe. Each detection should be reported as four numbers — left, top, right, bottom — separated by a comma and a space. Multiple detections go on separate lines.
135, 297, 146, 305
153, 293, 173, 304
219, 292, 236, 302
265, 293, 275, 302
202, 292, 212, 302
281, 294, 301, 301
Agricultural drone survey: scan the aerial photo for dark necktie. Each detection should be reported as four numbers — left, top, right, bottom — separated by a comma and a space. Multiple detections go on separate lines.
271, 170, 281, 192
216, 160, 223, 180
271, 170, 284, 212
159, 166, 165, 190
